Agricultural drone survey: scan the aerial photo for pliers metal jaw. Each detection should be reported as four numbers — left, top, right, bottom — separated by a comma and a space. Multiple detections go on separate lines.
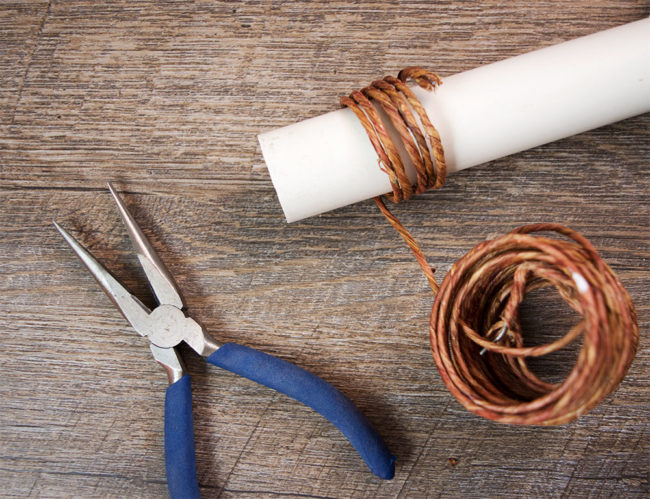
54, 184, 219, 375
55, 184, 395, 498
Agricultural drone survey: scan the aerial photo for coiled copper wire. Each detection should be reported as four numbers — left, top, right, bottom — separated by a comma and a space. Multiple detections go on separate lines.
342, 68, 639, 425
431, 223, 638, 425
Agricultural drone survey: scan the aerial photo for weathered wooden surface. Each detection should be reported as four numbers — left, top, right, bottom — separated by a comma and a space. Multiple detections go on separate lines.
1, 1, 648, 497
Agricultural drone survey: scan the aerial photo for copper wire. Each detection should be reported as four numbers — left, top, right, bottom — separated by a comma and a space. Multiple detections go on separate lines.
342, 68, 639, 425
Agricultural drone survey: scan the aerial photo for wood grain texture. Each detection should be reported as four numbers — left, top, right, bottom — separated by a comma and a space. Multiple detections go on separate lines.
1, 1, 648, 497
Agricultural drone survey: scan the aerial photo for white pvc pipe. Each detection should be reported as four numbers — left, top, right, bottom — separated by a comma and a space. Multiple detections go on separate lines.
259, 18, 650, 222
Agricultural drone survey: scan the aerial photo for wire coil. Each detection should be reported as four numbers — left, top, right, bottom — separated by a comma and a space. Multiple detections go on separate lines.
431, 223, 638, 425
343, 68, 639, 425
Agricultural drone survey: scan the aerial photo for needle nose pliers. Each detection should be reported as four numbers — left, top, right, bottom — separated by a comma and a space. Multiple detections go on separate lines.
54, 184, 395, 498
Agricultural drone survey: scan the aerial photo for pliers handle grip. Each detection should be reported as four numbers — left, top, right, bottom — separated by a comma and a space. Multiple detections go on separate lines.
167, 345, 395, 498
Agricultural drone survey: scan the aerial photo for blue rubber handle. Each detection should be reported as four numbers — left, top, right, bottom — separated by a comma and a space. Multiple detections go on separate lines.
207, 343, 395, 479
165, 374, 201, 499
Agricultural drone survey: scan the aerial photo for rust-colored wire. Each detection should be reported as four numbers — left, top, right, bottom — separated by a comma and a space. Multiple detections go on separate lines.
341, 67, 446, 204
342, 68, 639, 425
431, 223, 638, 425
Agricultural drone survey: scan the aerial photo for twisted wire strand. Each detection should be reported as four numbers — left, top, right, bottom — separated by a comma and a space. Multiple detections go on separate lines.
342, 68, 639, 425
341, 67, 446, 203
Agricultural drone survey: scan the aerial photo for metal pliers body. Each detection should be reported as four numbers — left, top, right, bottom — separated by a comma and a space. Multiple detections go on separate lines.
54, 184, 395, 498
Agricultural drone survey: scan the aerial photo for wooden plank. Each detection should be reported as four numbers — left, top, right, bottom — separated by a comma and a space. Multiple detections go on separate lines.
1, 1, 648, 497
